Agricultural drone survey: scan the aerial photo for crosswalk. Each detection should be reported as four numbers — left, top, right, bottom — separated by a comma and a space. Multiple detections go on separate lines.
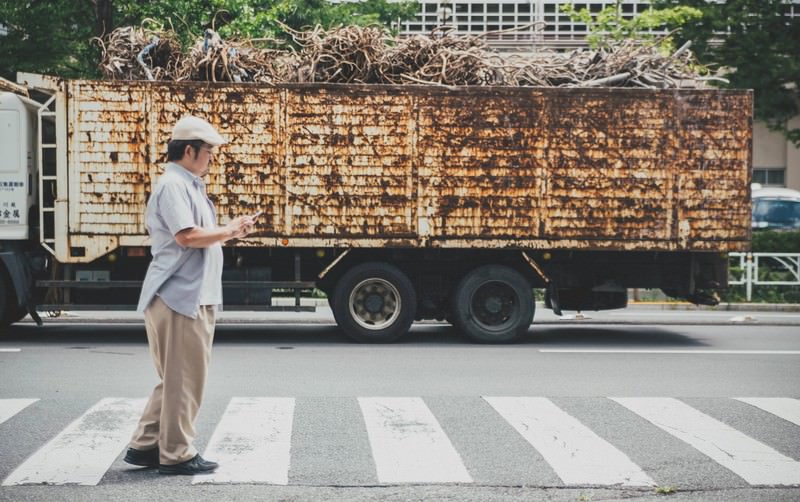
193, 397, 294, 485
1, 396, 799, 487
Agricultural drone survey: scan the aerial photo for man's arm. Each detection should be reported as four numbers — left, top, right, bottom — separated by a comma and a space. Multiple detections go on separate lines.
175, 215, 255, 248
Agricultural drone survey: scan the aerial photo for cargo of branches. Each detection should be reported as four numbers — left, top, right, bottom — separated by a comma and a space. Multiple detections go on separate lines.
0, 24, 752, 342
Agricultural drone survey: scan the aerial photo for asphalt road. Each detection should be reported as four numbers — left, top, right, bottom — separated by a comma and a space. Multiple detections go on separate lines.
0, 308, 799, 501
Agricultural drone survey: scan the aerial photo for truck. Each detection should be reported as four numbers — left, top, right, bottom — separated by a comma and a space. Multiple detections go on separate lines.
0, 74, 752, 342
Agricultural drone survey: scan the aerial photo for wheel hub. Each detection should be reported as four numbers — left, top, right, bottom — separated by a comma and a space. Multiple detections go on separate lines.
471, 281, 517, 328
365, 293, 384, 313
349, 278, 402, 331
484, 296, 503, 314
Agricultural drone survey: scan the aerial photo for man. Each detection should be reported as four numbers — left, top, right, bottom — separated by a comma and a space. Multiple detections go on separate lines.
124, 115, 255, 475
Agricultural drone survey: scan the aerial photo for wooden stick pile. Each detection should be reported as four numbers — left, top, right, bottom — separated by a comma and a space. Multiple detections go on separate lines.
379, 29, 503, 85
98, 24, 716, 88
286, 24, 389, 83
172, 30, 287, 83
97, 26, 182, 81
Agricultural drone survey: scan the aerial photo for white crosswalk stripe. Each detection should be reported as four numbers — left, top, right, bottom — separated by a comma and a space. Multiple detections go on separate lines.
484, 397, 655, 486
193, 397, 295, 485
1, 396, 798, 487
358, 397, 472, 483
734, 397, 800, 427
0, 399, 38, 425
2, 397, 146, 486
612, 397, 800, 486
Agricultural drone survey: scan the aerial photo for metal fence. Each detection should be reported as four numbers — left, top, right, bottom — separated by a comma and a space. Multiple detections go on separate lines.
729, 252, 800, 301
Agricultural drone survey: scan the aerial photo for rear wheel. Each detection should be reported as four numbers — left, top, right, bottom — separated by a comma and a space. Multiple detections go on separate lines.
333, 262, 416, 343
451, 265, 534, 343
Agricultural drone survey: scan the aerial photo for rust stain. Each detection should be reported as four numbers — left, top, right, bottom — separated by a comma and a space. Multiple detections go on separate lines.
64, 81, 752, 263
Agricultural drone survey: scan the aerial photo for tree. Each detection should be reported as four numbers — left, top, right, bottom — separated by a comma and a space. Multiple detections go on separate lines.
561, 1, 702, 51
653, 0, 800, 147
0, 0, 417, 80
0, 1, 97, 79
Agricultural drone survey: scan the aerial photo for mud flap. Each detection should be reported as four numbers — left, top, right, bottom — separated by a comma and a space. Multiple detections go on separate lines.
547, 282, 562, 317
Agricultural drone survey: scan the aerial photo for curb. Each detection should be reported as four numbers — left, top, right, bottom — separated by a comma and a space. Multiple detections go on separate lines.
626, 302, 800, 312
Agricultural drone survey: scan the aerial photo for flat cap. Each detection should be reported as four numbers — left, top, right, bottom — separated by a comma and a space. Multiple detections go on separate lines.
171, 115, 226, 145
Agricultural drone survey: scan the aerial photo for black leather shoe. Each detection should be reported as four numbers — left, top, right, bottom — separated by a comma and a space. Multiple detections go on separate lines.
159, 454, 219, 475
123, 447, 159, 468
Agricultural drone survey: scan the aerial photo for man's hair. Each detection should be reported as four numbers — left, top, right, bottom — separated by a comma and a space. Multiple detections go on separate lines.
167, 139, 206, 161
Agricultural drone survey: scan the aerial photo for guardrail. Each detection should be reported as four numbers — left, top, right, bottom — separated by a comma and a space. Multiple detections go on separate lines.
729, 252, 800, 301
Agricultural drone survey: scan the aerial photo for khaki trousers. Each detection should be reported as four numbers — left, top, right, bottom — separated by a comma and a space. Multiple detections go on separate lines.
130, 296, 216, 465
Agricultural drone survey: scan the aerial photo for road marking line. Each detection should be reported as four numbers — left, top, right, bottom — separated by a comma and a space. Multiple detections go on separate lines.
0, 399, 38, 425
611, 397, 800, 486
485, 397, 654, 486
539, 349, 800, 355
358, 397, 472, 483
2, 397, 146, 486
0, 349, 21, 352
193, 397, 295, 485
734, 398, 800, 427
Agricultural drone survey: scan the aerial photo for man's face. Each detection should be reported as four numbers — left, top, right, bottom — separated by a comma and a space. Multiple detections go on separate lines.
185, 143, 216, 176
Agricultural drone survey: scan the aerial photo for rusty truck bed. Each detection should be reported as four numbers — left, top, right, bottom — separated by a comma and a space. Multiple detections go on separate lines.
58, 80, 752, 263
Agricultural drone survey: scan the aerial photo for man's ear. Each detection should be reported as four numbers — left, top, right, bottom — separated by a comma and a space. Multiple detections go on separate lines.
183, 144, 194, 160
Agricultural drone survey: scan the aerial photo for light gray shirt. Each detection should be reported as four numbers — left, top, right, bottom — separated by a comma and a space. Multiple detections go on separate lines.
136, 162, 223, 318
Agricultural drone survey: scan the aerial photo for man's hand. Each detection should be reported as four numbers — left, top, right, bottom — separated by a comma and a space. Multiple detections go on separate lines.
225, 214, 257, 240
175, 213, 259, 248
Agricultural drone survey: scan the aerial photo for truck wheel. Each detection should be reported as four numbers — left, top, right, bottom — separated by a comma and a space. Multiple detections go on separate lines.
451, 265, 534, 343
333, 262, 416, 343
0, 276, 25, 328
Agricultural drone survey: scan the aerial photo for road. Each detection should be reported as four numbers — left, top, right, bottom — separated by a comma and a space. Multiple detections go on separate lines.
0, 307, 799, 501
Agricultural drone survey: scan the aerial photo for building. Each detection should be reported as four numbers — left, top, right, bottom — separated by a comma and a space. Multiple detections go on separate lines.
398, 0, 800, 190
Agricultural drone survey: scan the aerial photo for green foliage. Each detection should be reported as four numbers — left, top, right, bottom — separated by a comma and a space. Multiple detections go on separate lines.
722, 230, 800, 303
0, 1, 97, 78
0, 0, 418, 80
653, 0, 800, 147
561, 1, 702, 51
752, 229, 800, 253
114, 0, 416, 43
721, 283, 800, 304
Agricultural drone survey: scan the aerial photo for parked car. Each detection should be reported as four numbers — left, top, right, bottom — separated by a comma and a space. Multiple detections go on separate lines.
752, 185, 800, 230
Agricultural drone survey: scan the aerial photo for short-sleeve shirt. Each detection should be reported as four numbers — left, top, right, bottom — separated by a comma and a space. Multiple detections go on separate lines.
136, 162, 223, 318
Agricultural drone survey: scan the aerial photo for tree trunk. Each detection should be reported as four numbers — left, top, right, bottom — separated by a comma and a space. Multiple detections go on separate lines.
93, 0, 113, 38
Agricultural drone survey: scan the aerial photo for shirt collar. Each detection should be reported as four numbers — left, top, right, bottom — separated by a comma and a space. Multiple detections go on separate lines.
166, 162, 204, 187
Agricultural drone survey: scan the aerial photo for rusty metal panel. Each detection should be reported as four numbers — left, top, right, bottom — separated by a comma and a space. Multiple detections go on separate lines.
541, 90, 677, 244
284, 87, 416, 237
417, 87, 546, 241
62, 81, 751, 263
147, 83, 285, 233
673, 91, 752, 248
67, 81, 149, 239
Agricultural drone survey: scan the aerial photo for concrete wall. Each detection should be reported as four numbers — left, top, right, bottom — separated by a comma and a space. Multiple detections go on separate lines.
753, 119, 800, 190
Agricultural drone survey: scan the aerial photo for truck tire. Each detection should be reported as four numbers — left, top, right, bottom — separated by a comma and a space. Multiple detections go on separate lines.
451, 265, 534, 343
333, 262, 416, 343
0, 275, 26, 328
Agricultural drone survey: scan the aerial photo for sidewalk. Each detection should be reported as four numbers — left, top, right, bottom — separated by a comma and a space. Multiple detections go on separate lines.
626, 301, 800, 312
18, 299, 799, 325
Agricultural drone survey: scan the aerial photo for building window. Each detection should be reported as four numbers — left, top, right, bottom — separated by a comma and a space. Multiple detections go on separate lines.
398, 1, 671, 48
753, 168, 786, 187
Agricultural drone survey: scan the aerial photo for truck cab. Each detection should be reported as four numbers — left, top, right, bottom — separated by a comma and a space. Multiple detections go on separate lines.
0, 89, 41, 325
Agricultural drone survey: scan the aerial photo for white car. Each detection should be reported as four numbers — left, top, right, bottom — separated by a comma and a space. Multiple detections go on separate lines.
752, 185, 800, 230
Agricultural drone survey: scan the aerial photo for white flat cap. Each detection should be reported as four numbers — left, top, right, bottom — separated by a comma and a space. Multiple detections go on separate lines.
171, 115, 227, 145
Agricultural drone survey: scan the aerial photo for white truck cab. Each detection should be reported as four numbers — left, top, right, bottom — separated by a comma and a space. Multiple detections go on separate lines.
0, 91, 38, 240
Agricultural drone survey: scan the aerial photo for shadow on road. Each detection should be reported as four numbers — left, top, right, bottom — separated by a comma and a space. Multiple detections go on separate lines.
2, 322, 706, 348
521, 325, 708, 347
